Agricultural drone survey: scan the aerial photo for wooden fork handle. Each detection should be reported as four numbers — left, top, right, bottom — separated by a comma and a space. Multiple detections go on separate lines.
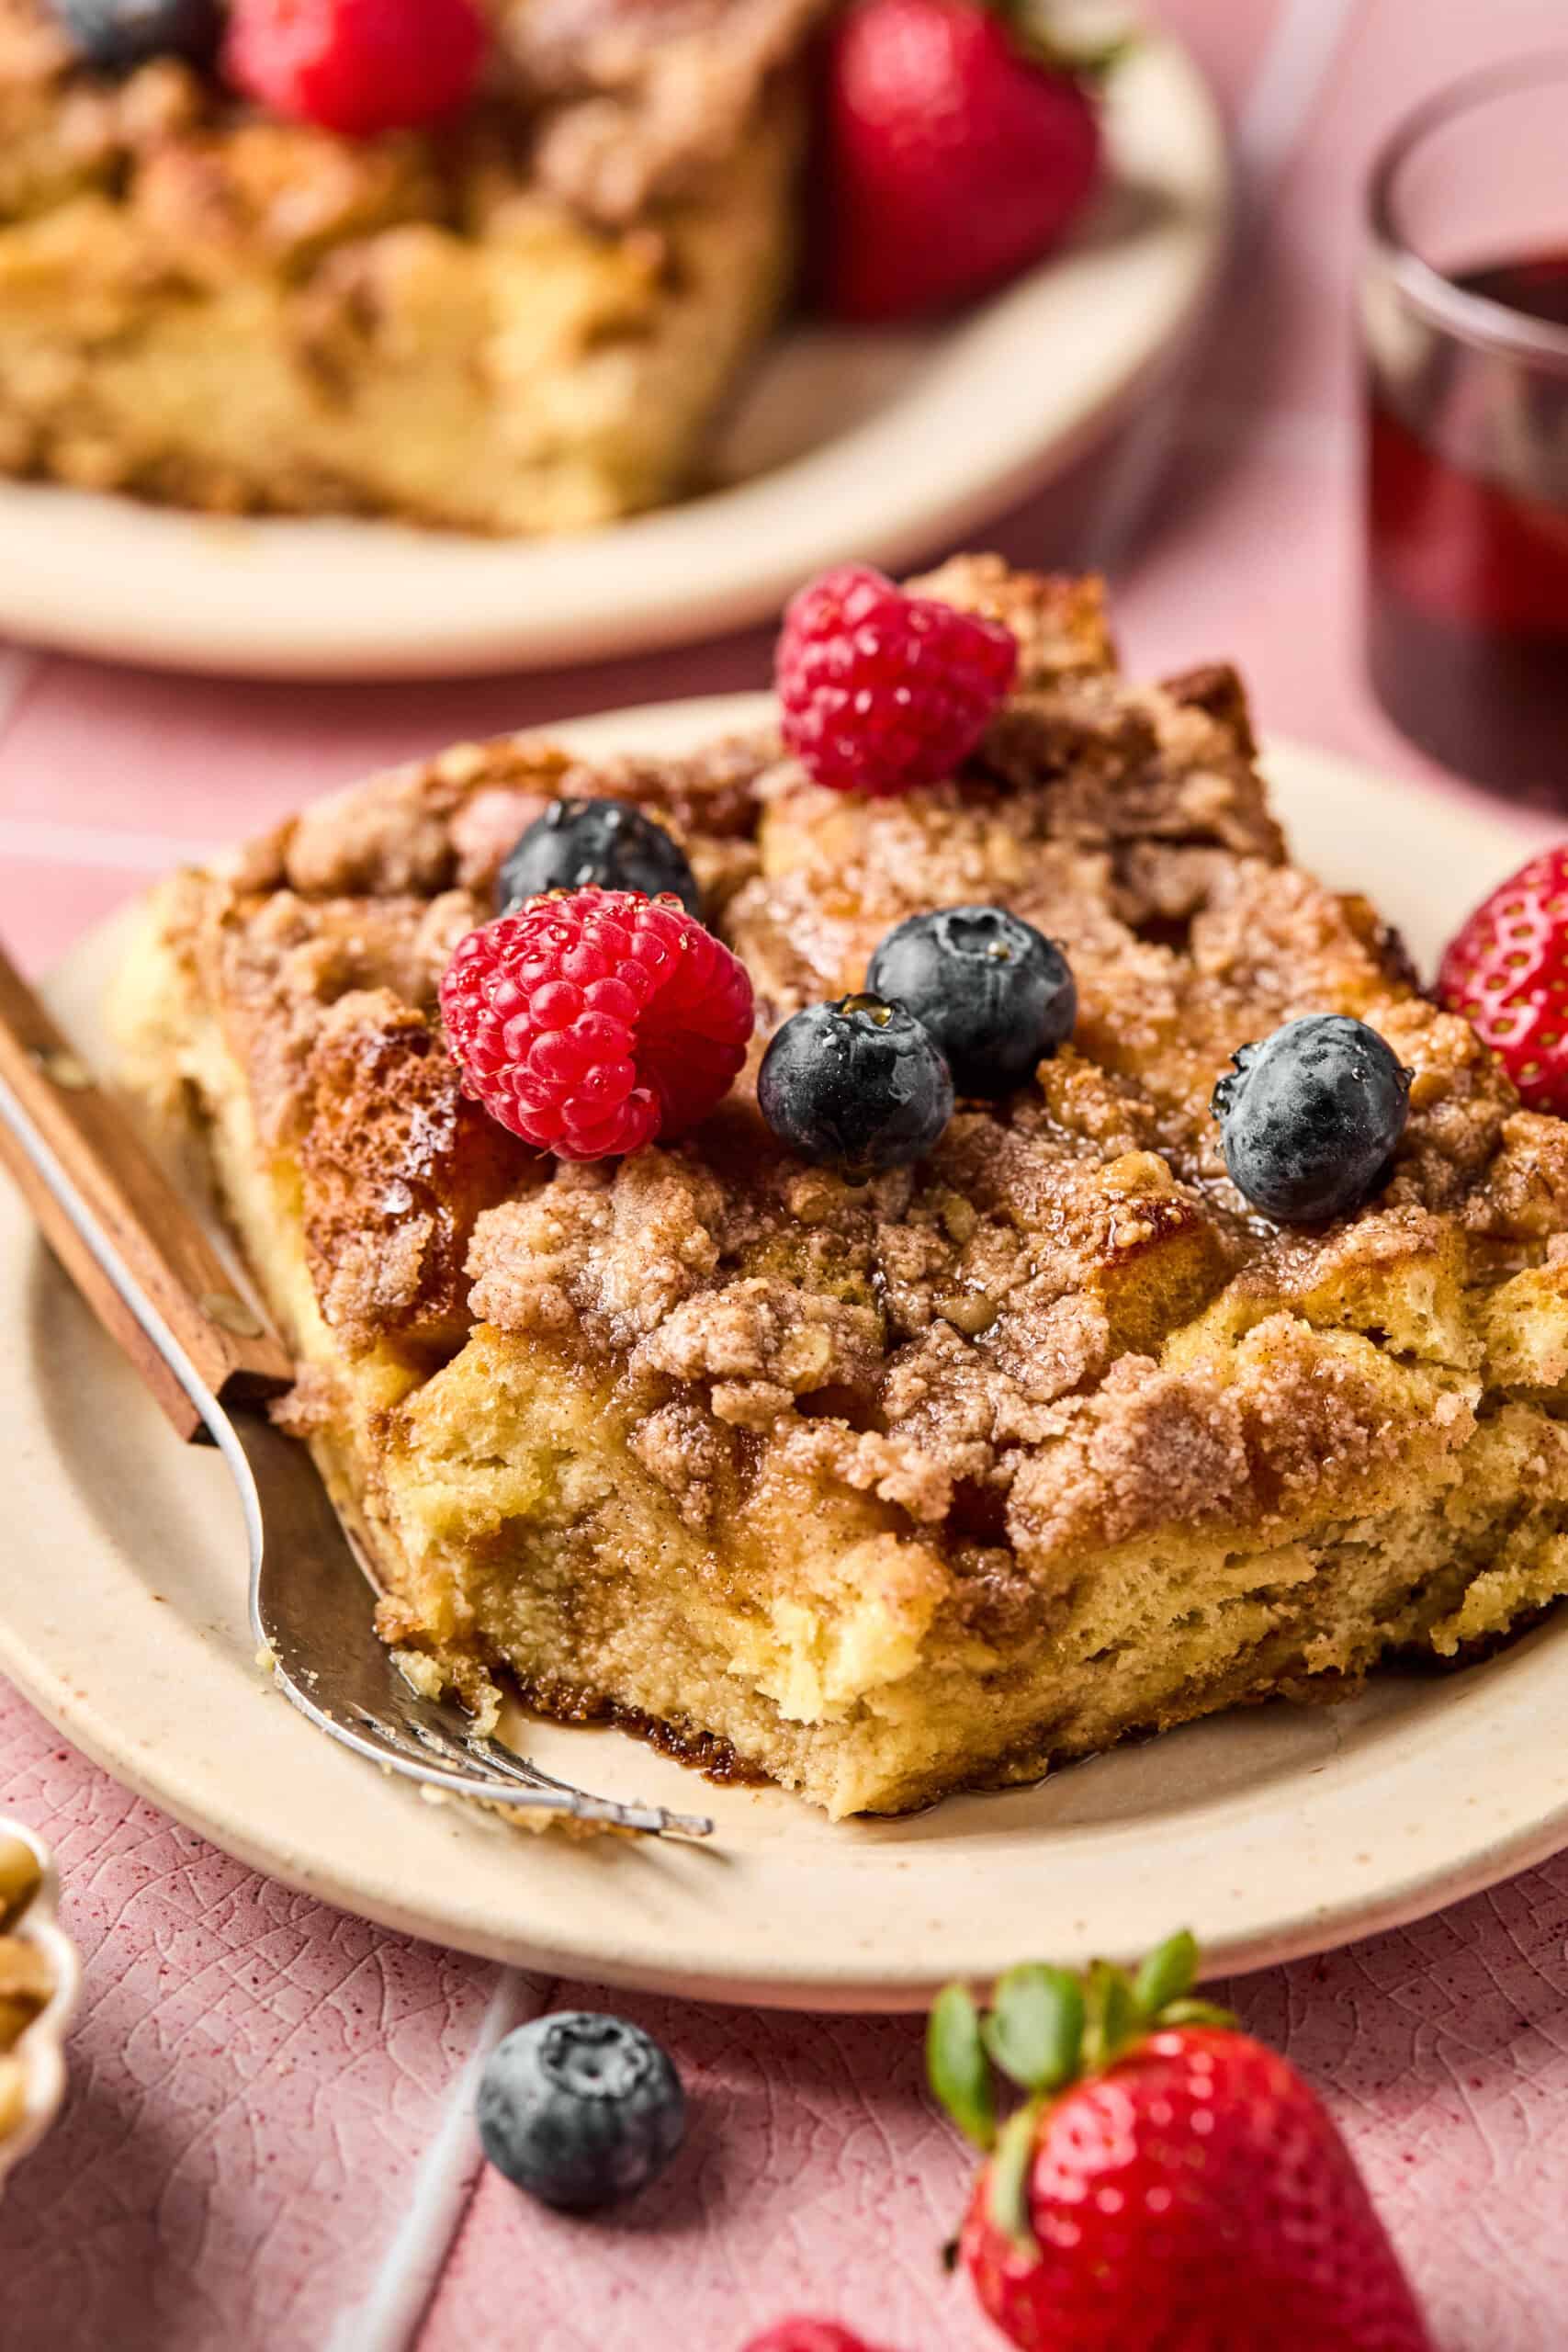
0, 936, 293, 1444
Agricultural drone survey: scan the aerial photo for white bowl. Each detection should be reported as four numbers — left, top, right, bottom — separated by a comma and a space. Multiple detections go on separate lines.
0, 1819, 79, 2193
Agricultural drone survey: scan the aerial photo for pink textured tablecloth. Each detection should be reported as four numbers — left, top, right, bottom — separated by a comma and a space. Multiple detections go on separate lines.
6, 5, 1568, 2346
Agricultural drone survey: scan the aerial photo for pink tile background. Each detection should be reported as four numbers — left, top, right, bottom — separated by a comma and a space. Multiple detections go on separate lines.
6, 5, 1568, 2346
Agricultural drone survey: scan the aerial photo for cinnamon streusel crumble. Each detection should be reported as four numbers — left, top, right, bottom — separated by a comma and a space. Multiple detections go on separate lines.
117, 556, 1568, 1816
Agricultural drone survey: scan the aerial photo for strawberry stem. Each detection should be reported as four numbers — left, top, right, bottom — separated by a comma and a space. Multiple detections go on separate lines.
927, 1930, 1235, 2143
980, 1962, 1085, 2093
1081, 1958, 1139, 2072
1132, 1928, 1200, 2018
1157, 1998, 1235, 2030
928, 1984, 997, 2152
989, 0, 1139, 79
987, 2098, 1044, 2256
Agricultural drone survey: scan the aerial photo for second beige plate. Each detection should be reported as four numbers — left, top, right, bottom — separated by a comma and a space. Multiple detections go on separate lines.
0, 37, 1225, 679
2, 700, 1565, 2009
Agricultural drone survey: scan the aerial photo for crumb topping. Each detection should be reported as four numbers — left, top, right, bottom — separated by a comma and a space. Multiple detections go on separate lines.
299, 989, 533, 1352
0, 0, 824, 232
158, 556, 1568, 1593
499, 0, 828, 222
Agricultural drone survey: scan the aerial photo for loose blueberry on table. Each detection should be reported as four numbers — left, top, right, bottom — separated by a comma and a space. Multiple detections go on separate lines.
477, 2011, 686, 2212
1213, 1012, 1413, 1225
497, 798, 703, 923
866, 905, 1076, 1097
758, 994, 954, 1172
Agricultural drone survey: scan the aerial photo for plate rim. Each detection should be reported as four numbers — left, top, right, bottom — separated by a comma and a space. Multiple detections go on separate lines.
0, 34, 1229, 682
5, 707, 1568, 2010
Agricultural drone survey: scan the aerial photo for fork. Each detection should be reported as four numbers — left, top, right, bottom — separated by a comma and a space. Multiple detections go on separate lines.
0, 941, 712, 1840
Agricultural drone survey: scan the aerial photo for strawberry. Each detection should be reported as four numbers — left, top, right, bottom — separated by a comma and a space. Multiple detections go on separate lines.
739, 2327, 890, 2352
929, 1934, 1432, 2352
1437, 844, 1568, 1114
819, 0, 1104, 322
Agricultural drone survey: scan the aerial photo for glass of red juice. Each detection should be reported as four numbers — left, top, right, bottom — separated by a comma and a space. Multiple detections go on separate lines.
1365, 55, 1568, 805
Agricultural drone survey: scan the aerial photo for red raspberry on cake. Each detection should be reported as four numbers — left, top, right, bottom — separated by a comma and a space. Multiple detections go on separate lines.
776, 563, 1018, 797
439, 888, 754, 1161
1438, 844, 1568, 1114
225, 0, 488, 138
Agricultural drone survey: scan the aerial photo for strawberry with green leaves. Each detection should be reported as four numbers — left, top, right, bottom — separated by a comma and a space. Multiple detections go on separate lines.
929, 1932, 1433, 2352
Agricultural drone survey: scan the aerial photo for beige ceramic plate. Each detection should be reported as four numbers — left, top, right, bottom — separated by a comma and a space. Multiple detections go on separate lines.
0, 37, 1225, 681
2, 698, 1563, 2011
0, 1821, 79, 2192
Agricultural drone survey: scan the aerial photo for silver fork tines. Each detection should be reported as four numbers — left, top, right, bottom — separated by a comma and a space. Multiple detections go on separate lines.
231, 1404, 716, 1840
0, 1059, 714, 1842
344, 1698, 714, 1838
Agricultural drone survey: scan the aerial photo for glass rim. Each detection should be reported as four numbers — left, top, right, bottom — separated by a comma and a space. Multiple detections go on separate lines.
1368, 49, 1568, 372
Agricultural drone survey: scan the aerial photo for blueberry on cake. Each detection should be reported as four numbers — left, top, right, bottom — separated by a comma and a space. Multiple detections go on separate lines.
117, 555, 1568, 1817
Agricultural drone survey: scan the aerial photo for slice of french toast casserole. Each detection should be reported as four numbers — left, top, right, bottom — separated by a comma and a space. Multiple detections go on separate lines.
117, 557, 1568, 1816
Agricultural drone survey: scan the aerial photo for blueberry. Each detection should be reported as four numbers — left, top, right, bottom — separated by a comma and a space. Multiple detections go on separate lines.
1212, 1013, 1412, 1225
477, 2012, 685, 2212
51, 0, 221, 68
759, 994, 954, 1171
865, 905, 1076, 1097
498, 798, 702, 921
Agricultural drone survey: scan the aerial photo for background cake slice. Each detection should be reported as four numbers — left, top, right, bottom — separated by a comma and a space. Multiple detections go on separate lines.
116, 558, 1568, 1816
0, 0, 807, 531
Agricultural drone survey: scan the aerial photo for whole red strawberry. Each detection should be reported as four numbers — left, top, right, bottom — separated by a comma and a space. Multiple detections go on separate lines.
226, 0, 488, 138
1438, 844, 1568, 1114
821, 0, 1103, 322
739, 2326, 891, 2352
930, 1935, 1432, 2352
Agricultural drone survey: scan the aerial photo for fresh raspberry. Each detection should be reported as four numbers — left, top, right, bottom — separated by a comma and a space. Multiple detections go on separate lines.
739, 2326, 886, 2352
820, 0, 1103, 322
1438, 845, 1568, 1113
225, 0, 488, 138
439, 888, 753, 1161
776, 564, 1018, 797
